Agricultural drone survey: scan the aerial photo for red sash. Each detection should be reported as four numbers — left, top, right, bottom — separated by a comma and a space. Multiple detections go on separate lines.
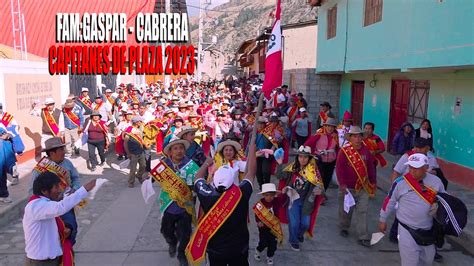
341, 143, 376, 197
63, 108, 81, 128
288, 107, 297, 124
93, 102, 103, 111
130, 95, 140, 103
186, 185, 242, 264
0, 112, 13, 127
28, 195, 74, 266
79, 96, 92, 109
402, 173, 437, 204
253, 200, 284, 243
106, 96, 115, 105
363, 137, 387, 167
126, 130, 145, 147
42, 109, 60, 136
319, 111, 328, 124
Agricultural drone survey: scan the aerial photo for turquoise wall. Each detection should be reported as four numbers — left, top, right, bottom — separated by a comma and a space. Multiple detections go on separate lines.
317, 0, 474, 72
339, 70, 474, 169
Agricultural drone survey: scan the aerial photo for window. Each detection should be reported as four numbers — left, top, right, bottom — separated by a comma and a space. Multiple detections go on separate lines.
364, 0, 383, 26
408, 80, 430, 124
327, 5, 337, 39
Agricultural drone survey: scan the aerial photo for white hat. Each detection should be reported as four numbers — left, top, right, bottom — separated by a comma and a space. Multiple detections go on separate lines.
213, 165, 237, 190
105, 89, 112, 93
163, 138, 190, 156
404, 153, 429, 169
44, 98, 55, 105
81, 87, 89, 92
259, 183, 278, 194
299, 107, 307, 113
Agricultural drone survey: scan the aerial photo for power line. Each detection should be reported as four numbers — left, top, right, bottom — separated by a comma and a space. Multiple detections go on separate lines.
187, 4, 240, 13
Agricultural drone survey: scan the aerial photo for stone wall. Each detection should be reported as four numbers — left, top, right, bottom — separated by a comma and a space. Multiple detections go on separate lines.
283, 68, 341, 132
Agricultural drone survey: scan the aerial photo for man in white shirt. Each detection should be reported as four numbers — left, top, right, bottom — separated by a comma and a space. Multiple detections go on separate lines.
23, 171, 96, 266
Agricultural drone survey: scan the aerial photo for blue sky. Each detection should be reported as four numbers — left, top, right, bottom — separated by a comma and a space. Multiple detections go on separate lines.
186, 0, 229, 17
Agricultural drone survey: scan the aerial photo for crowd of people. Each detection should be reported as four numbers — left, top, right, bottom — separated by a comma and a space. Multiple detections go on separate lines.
0, 76, 460, 266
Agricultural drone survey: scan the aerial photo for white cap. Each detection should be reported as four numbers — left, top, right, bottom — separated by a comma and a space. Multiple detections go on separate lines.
105, 89, 112, 93
81, 87, 89, 92
213, 165, 237, 190
259, 183, 277, 194
299, 107, 307, 113
404, 153, 429, 169
44, 98, 55, 105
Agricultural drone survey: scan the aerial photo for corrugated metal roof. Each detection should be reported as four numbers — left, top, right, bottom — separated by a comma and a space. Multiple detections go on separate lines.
0, 0, 157, 58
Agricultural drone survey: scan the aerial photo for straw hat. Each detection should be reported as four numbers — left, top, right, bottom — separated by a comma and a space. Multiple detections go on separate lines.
344, 126, 364, 140
164, 138, 190, 156
258, 183, 279, 194
64, 99, 75, 109
90, 111, 102, 119
216, 139, 241, 154
177, 126, 198, 138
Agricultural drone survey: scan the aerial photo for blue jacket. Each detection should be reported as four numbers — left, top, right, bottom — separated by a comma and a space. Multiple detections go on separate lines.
391, 122, 415, 155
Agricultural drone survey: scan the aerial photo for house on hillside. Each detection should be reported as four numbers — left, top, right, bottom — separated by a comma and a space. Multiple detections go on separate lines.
316, 0, 474, 187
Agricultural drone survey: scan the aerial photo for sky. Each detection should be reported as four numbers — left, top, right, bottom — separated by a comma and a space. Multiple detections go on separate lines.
186, 0, 229, 17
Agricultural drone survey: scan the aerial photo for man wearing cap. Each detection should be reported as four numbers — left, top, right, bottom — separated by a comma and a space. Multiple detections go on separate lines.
187, 142, 257, 265
379, 153, 445, 266
316, 102, 335, 130
155, 138, 198, 266
335, 126, 376, 247
31, 98, 65, 148
337, 110, 353, 147
63, 98, 85, 157
91, 95, 112, 124
30, 137, 82, 245
78, 87, 93, 114
114, 110, 133, 160
124, 116, 148, 187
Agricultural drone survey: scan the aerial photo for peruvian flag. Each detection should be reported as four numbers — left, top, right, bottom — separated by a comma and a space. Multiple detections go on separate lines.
261, 0, 283, 99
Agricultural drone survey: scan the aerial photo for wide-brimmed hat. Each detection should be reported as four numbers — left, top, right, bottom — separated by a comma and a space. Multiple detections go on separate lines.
131, 116, 144, 124
344, 126, 364, 140
296, 145, 313, 156
42, 137, 66, 152
164, 138, 190, 156
232, 109, 243, 115
81, 87, 89, 92
177, 126, 198, 138
178, 103, 187, 109
90, 112, 102, 119
258, 183, 280, 194
44, 98, 55, 105
188, 112, 199, 118
216, 140, 241, 154
257, 117, 268, 124
174, 117, 184, 123
323, 117, 338, 127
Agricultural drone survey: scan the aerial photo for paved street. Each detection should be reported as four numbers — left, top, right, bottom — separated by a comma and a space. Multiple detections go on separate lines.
0, 154, 472, 266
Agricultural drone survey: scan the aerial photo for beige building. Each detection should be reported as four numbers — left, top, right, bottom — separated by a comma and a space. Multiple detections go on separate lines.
283, 21, 318, 70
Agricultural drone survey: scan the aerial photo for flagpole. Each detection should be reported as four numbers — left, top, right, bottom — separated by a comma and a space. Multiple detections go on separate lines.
245, 92, 264, 174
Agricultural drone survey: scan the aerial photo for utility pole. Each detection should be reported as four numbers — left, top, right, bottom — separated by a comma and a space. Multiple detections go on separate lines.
197, 0, 211, 81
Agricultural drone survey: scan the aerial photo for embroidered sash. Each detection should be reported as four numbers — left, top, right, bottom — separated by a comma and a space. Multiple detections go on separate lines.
93, 102, 103, 111
79, 96, 92, 109
283, 159, 324, 187
261, 124, 280, 147
0, 112, 13, 127
33, 157, 71, 190
63, 108, 81, 128
253, 200, 284, 243
41, 109, 60, 136
28, 195, 74, 266
246, 114, 255, 125
126, 130, 145, 147
186, 185, 242, 264
403, 173, 437, 205
341, 143, 376, 197
151, 161, 196, 221
363, 137, 387, 167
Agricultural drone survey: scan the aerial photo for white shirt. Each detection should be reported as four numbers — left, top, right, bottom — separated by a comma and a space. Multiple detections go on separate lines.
140, 111, 155, 124
92, 102, 112, 122
23, 187, 88, 260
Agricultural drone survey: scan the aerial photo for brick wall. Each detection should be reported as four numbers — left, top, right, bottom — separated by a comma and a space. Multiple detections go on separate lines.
283, 68, 341, 133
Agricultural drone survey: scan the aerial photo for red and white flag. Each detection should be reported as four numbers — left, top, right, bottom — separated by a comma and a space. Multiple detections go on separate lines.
261, 0, 283, 99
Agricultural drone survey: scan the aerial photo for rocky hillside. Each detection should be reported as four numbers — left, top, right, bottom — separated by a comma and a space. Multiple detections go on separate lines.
189, 0, 318, 62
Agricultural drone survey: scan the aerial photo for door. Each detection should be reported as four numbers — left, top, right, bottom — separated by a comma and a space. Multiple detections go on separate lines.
101, 73, 117, 92
351, 81, 365, 126
388, 80, 410, 146
69, 74, 97, 97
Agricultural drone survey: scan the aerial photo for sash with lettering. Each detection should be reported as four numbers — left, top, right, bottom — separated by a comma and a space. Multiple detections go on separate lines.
402, 173, 437, 205
253, 200, 284, 243
63, 108, 81, 128
42, 109, 60, 136
363, 137, 387, 167
28, 195, 74, 266
151, 160, 197, 222
186, 184, 242, 265
0, 112, 13, 127
341, 143, 376, 197
34, 157, 71, 190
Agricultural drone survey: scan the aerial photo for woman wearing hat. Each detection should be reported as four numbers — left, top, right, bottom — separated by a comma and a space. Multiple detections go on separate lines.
211, 139, 246, 184
177, 126, 206, 167
276, 145, 324, 251
163, 117, 185, 148
305, 117, 339, 191
81, 112, 110, 172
